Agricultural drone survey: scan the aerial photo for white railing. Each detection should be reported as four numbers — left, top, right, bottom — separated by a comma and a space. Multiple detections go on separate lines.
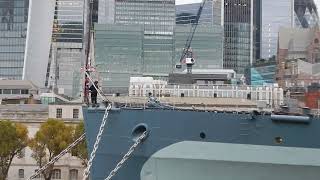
129, 84, 284, 107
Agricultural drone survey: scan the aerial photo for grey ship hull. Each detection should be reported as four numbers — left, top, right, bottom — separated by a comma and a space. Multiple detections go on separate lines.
83, 107, 320, 180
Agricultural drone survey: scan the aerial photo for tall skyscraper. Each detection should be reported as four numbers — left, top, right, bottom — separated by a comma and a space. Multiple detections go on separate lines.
223, 0, 257, 74
260, 0, 319, 59
0, 0, 29, 80
46, 0, 85, 97
294, 0, 319, 28
260, 0, 293, 59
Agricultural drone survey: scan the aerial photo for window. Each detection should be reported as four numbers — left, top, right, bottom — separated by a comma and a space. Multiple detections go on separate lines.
18, 169, 24, 178
56, 108, 62, 118
12, 89, 20, 94
52, 169, 61, 179
3, 89, 11, 94
73, 109, 79, 119
21, 89, 29, 94
69, 169, 78, 180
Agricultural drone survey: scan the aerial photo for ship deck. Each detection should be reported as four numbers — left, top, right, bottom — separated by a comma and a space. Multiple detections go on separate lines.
104, 96, 273, 112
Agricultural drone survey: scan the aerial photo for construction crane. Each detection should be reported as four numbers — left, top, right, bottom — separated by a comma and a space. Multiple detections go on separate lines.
177, 0, 207, 74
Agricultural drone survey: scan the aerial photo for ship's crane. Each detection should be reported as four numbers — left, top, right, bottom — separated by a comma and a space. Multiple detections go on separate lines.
177, 0, 207, 74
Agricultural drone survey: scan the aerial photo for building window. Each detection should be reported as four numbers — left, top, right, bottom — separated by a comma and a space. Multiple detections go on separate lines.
3, 89, 11, 94
56, 108, 62, 118
73, 109, 79, 119
21, 89, 29, 94
18, 169, 24, 178
52, 169, 61, 179
12, 89, 20, 94
69, 169, 78, 180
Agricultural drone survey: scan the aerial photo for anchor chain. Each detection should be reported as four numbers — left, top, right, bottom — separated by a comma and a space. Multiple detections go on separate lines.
104, 131, 148, 180
27, 133, 86, 180
82, 103, 112, 180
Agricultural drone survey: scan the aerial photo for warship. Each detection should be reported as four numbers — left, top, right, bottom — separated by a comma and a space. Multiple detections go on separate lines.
82, 96, 320, 180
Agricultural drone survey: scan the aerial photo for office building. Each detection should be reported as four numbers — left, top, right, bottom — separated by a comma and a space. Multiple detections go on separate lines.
114, 0, 176, 75
176, 0, 214, 25
0, 0, 55, 88
277, 26, 320, 89
175, 24, 223, 70
294, 0, 319, 28
0, 0, 29, 80
223, 0, 258, 74
46, 0, 85, 98
260, 0, 293, 59
260, 0, 319, 59
94, 23, 223, 93
245, 58, 277, 86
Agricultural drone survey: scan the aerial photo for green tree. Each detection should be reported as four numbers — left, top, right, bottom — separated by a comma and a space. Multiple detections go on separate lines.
72, 121, 88, 166
29, 119, 73, 180
0, 120, 28, 180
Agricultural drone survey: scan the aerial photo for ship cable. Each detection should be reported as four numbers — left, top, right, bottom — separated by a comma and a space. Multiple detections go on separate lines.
82, 103, 112, 180
104, 131, 148, 180
27, 133, 86, 180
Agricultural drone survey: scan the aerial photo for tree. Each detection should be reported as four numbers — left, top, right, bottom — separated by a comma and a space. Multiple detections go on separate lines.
29, 119, 73, 180
72, 121, 88, 166
0, 120, 28, 180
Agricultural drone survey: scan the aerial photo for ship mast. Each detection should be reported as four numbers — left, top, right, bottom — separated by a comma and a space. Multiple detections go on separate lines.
83, 0, 94, 104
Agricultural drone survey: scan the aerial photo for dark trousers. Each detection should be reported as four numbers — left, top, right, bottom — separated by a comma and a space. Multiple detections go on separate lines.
91, 95, 97, 104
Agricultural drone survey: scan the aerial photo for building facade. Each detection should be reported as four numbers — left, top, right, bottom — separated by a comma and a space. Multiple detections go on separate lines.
245, 59, 277, 86
176, 0, 214, 25
260, 0, 293, 59
46, 0, 85, 98
277, 26, 320, 90
129, 77, 284, 108
114, 0, 176, 75
223, 0, 256, 74
94, 23, 224, 93
0, 0, 29, 80
294, 0, 319, 28
260, 0, 319, 60
2, 104, 84, 180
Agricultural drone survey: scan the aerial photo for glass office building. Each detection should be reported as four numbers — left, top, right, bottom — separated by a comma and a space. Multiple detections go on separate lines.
46, 0, 84, 97
0, 0, 29, 80
114, 0, 175, 75
245, 60, 276, 86
294, 0, 319, 28
175, 25, 223, 69
260, 0, 293, 59
176, 0, 214, 25
223, 0, 254, 74
94, 24, 144, 93
94, 23, 224, 93
260, 0, 319, 59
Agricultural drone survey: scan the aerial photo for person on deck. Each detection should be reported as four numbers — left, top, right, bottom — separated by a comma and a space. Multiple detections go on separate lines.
89, 81, 98, 106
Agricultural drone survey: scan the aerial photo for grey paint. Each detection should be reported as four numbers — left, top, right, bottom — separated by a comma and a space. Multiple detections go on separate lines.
83, 107, 320, 180
141, 141, 320, 180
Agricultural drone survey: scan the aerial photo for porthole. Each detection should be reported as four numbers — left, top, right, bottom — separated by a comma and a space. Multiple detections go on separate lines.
200, 132, 206, 139
275, 137, 283, 144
